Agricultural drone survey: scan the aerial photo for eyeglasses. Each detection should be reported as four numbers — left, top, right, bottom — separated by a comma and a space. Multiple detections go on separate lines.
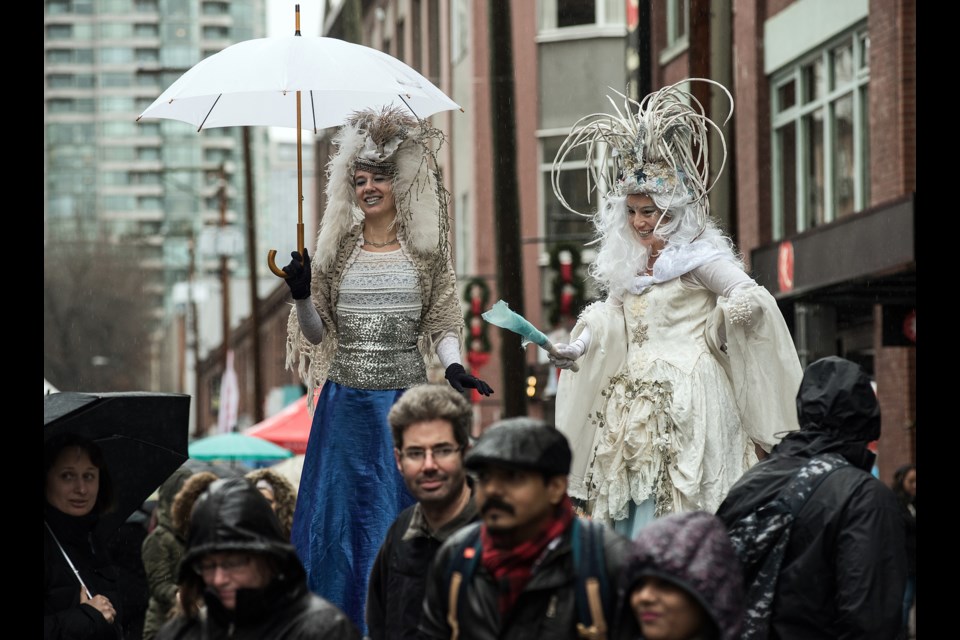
399, 445, 463, 464
192, 554, 252, 577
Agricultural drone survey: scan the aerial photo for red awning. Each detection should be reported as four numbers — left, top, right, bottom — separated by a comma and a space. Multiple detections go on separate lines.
246, 395, 310, 455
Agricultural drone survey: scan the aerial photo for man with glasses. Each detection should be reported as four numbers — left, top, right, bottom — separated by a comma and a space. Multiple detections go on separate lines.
366, 384, 480, 640
156, 477, 359, 639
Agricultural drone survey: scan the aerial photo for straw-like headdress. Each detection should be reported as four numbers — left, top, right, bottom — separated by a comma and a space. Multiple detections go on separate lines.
552, 78, 733, 234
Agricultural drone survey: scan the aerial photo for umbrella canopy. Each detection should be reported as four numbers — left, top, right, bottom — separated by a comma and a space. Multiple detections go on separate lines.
245, 395, 310, 455
137, 29, 460, 278
44, 392, 190, 537
137, 35, 459, 132
189, 432, 293, 462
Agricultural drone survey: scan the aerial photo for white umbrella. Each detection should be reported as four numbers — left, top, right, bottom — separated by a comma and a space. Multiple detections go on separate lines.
137, 8, 460, 277
137, 35, 459, 131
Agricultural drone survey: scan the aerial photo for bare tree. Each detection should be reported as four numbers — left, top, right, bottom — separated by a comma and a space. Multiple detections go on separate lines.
44, 234, 153, 391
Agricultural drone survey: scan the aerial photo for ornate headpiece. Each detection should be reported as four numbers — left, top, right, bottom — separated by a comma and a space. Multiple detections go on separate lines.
314, 105, 450, 270
552, 78, 733, 231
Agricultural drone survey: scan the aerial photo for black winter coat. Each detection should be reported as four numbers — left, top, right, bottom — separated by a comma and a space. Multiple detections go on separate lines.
716, 357, 907, 640
156, 478, 359, 640
155, 580, 358, 640
366, 500, 479, 640
419, 520, 632, 640
44, 504, 123, 640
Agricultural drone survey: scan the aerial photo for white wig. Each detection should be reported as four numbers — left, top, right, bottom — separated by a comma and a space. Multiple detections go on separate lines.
590, 191, 741, 297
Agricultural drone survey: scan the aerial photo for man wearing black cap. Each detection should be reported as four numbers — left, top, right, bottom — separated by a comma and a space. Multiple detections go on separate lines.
716, 356, 907, 639
419, 418, 631, 640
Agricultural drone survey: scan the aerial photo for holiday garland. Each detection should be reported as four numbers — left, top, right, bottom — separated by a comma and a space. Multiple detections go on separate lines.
463, 278, 492, 399
547, 243, 586, 326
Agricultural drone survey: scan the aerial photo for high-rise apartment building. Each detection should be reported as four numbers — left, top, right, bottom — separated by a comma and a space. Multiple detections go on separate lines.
44, 0, 267, 389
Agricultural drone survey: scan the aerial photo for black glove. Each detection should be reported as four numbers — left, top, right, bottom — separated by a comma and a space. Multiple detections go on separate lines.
445, 363, 494, 397
282, 248, 312, 300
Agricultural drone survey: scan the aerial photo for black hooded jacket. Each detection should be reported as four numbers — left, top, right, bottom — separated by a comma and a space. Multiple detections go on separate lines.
156, 478, 359, 640
716, 357, 907, 639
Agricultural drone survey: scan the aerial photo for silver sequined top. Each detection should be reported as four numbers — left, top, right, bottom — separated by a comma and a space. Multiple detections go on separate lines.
327, 248, 427, 390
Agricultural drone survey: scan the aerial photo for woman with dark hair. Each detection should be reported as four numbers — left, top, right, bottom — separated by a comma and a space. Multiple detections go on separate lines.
892, 463, 916, 634
44, 433, 122, 639
619, 511, 744, 640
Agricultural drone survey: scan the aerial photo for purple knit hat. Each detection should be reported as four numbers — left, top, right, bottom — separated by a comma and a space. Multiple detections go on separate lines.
622, 511, 744, 640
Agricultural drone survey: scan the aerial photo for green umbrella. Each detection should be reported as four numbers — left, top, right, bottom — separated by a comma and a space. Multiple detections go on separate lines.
189, 432, 293, 461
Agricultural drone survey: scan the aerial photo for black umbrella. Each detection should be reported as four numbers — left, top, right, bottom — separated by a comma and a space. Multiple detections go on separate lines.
44, 392, 190, 536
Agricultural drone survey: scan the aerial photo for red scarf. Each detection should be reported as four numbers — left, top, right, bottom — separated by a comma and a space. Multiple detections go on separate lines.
480, 495, 575, 617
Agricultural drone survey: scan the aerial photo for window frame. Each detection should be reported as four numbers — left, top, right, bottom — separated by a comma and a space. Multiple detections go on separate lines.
770, 25, 870, 239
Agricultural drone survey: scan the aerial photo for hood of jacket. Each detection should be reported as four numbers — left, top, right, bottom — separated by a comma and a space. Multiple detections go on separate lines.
795, 356, 880, 442
177, 477, 304, 584
620, 511, 744, 640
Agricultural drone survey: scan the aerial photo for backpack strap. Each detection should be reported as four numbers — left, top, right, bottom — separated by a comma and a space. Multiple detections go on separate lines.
445, 525, 483, 640
781, 453, 850, 514
573, 518, 610, 640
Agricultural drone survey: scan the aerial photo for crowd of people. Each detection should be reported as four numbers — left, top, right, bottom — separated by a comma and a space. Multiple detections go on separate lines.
45, 79, 914, 640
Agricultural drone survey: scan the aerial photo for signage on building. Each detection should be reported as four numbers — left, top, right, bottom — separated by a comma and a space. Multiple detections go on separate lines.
883, 306, 916, 346
777, 241, 794, 293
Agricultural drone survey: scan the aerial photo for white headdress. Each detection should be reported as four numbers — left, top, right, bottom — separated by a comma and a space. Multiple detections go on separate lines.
314, 106, 450, 269
552, 78, 733, 235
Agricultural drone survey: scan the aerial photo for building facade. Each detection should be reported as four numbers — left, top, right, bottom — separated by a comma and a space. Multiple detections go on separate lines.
43, 0, 270, 404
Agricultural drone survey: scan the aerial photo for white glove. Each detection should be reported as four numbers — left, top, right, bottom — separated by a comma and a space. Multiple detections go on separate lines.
548, 340, 585, 370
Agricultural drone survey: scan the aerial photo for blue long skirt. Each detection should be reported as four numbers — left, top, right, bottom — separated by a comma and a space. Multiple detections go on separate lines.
291, 380, 415, 635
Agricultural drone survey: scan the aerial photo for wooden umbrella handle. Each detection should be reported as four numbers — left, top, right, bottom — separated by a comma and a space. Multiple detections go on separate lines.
267, 223, 305, 279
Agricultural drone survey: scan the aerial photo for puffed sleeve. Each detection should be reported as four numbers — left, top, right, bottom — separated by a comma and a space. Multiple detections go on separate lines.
698, 260, 803, 450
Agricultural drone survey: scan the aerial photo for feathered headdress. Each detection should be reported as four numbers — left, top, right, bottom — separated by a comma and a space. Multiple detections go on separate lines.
552, 78, 733, 233
314, 105, 450, 270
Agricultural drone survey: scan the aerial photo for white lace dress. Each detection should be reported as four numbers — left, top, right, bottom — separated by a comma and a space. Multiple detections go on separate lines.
557, 246, 802, 528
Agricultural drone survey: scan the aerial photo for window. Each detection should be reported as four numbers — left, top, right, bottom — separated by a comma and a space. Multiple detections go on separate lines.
540, 134, 595, 244
450, 0, 468, 64
46, 24, 73, 39
202, 25, 230, 40
101, 146, 136, 161
538, 0, 624, 32
136, 146, 161, 161
47, 98, 94, 113
100, 0, 132, 11
99, 96, 134, 112
557, 0, 595, 28
202, 1, 230, 15
135, 48, 160, 63
771, 27, 869, 239
134, 23, 160, 38
100, 72, 132, 87
48, 73, 95, 89
46, 48, 94, 64
665, 0, 688, 48
99, 47, 133, 64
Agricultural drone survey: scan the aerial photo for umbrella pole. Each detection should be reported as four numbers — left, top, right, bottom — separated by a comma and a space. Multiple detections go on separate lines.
297, 91, 304, 256
295, 4, 304, 257
266, 5, 306, 277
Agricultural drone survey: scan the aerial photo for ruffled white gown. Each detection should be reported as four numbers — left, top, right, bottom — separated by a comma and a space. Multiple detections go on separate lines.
557, 249, 802, 531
